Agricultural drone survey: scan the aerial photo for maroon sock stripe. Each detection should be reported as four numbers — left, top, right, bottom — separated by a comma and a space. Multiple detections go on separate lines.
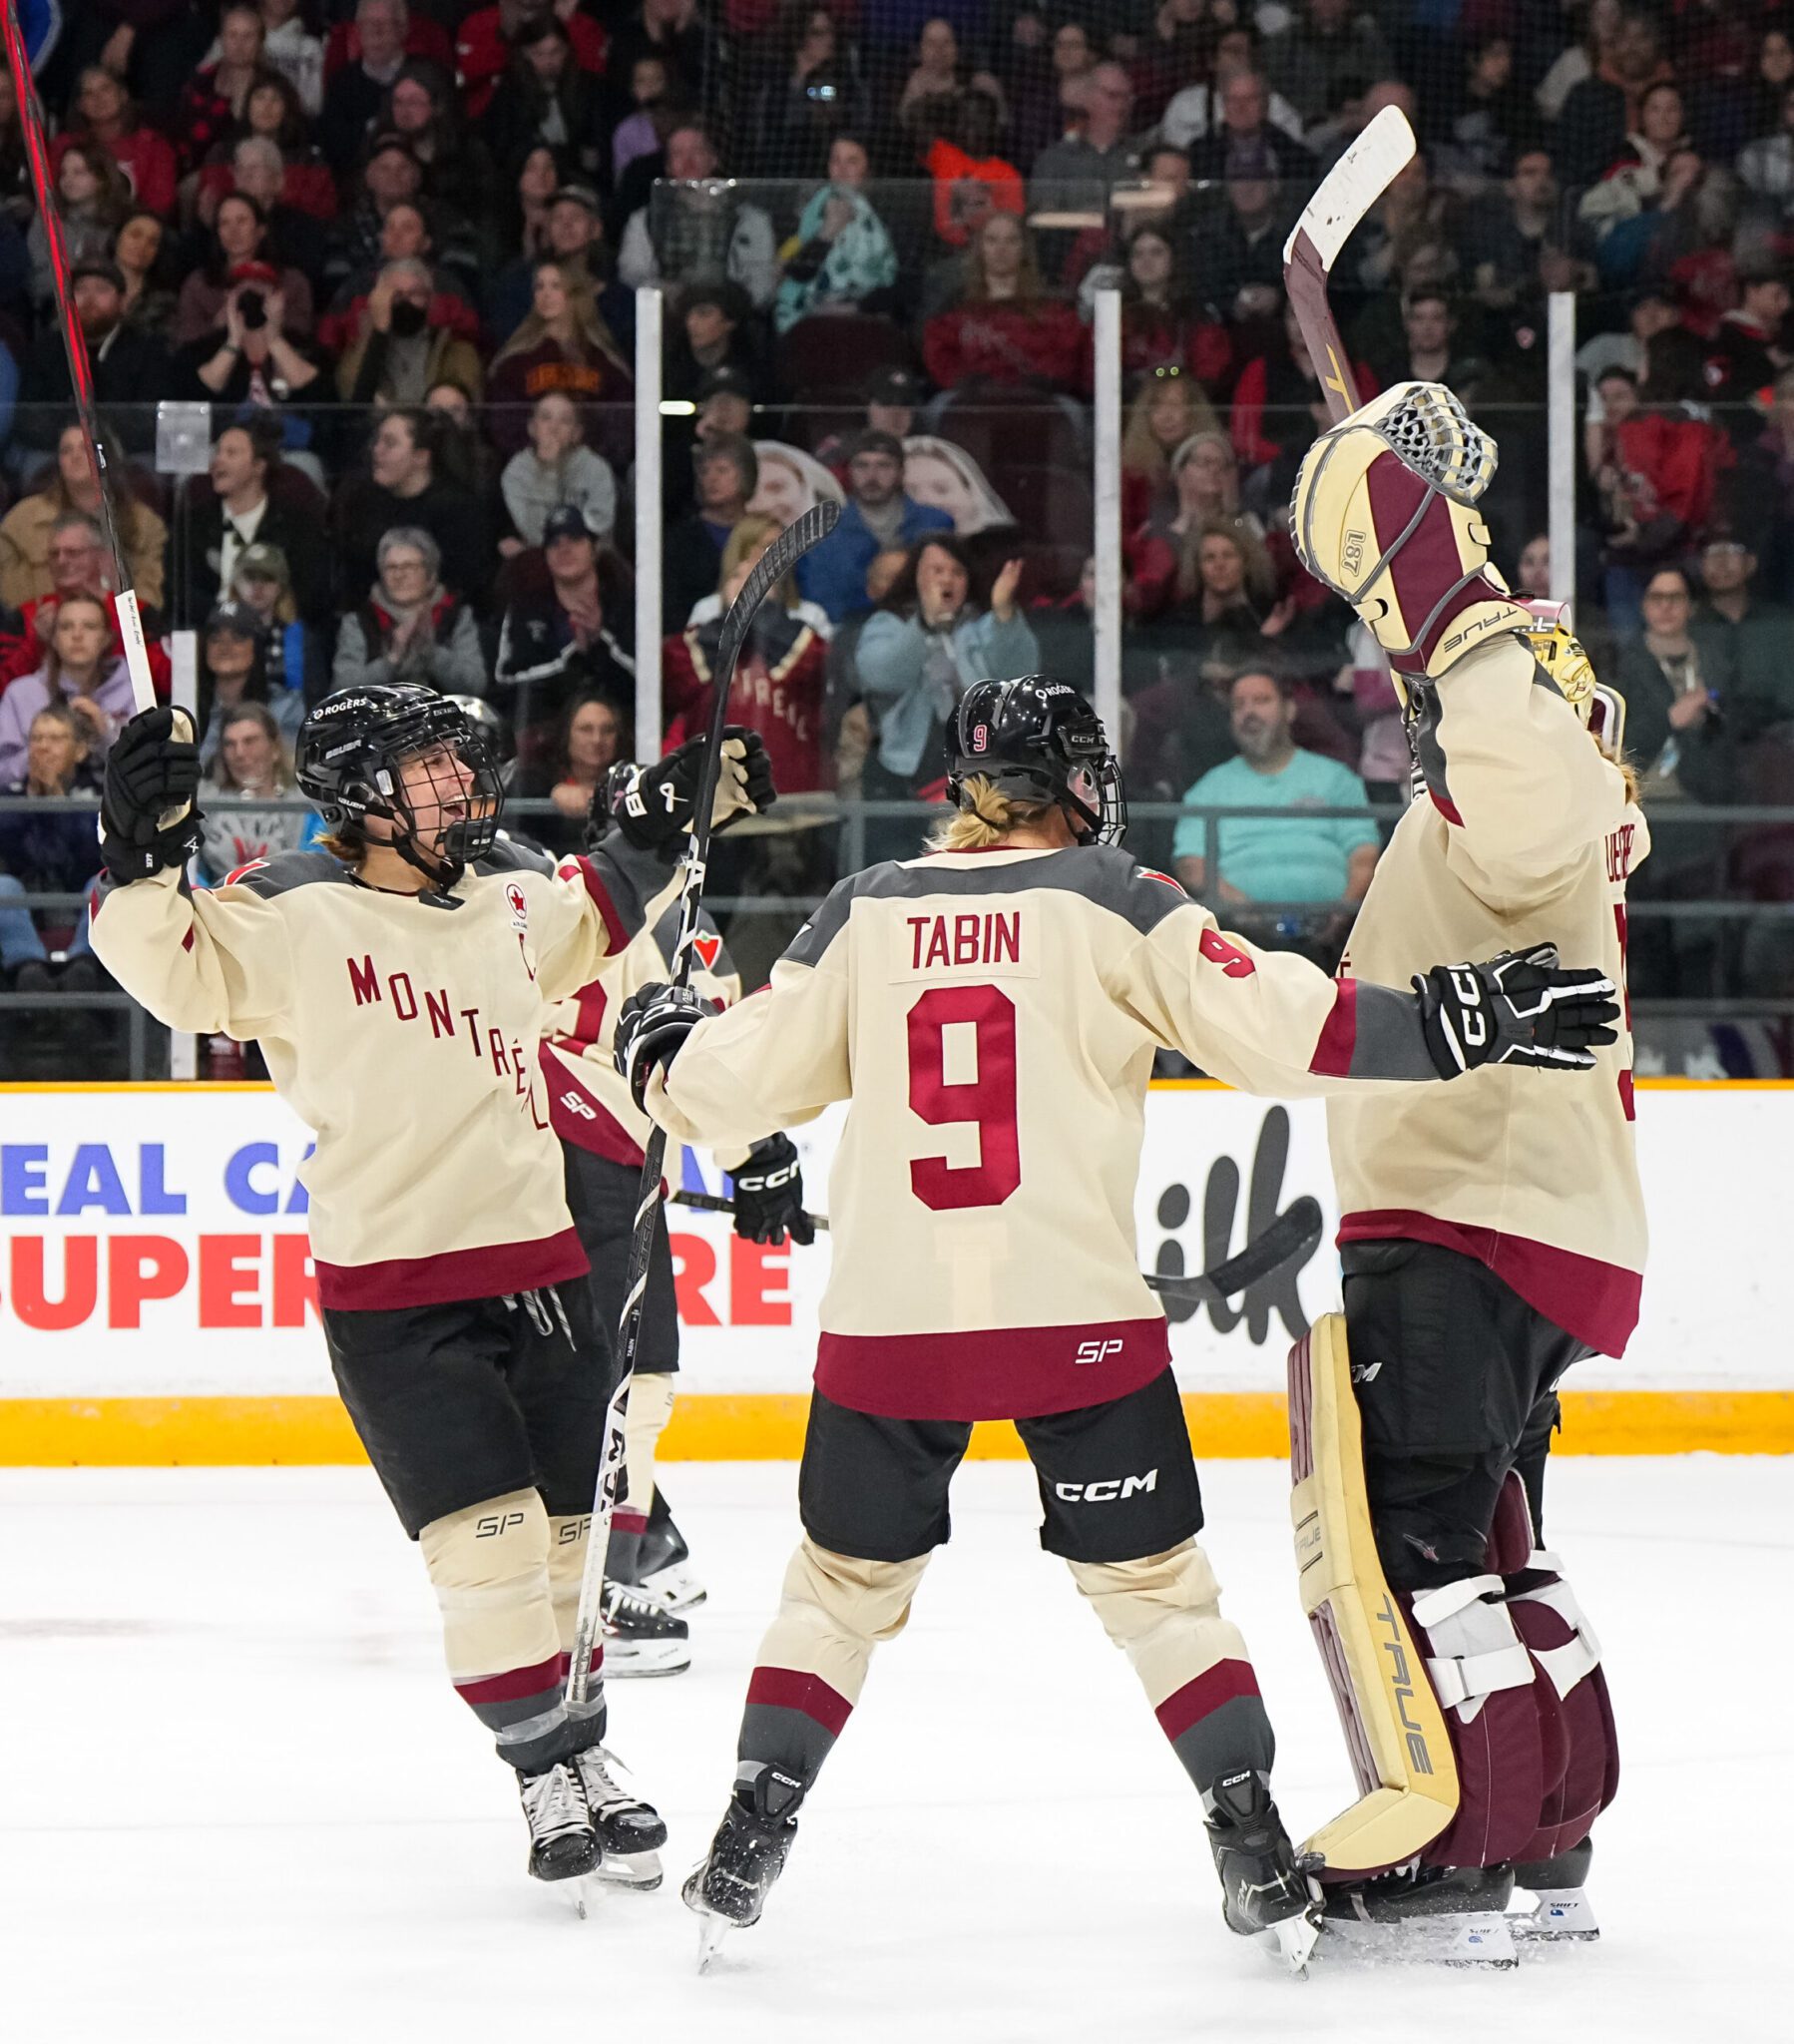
455, 1650, 566, 1707
1154, 1659, 1262, 1745
613, 1509, 650, 1536
745, 1665, 853, 1736
556, 1645, 604, 1682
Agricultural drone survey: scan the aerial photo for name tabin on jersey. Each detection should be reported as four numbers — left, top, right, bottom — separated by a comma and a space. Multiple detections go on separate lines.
895, 909, 1039, 981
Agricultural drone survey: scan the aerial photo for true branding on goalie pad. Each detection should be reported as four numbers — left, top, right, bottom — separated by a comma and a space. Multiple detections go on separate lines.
1288, 1316, 1618, 1878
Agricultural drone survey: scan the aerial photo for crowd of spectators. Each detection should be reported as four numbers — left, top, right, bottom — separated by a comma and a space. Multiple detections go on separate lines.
4, 1, 1794, 1072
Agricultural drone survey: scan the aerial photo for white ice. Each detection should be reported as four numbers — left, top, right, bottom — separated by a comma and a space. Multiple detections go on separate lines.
3, 1457, 1787, 2044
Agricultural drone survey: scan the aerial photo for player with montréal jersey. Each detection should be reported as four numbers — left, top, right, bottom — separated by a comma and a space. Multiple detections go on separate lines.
613, 674, 1620, 1970
85, 683, 776, 1900
1280, 379, 1645, 1961
540, 817, 814, 1675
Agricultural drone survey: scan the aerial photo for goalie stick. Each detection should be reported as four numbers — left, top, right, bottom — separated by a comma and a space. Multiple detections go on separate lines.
1282, 105, 1417, 426
564, 498, 840, 1718
1, 2, 157, 713
670, 1190, 1323, 1305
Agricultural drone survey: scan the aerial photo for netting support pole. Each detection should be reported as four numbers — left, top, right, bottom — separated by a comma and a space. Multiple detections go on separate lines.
1548, 289, 1576, 608
635, 284, 665, 761
1093, 286, 1123, 746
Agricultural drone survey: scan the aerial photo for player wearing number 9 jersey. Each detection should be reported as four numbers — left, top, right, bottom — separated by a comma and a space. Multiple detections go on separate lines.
615, 675, 1620, 1969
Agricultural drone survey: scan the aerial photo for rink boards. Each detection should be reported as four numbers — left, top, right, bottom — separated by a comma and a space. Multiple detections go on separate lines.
0, 1080, 1789, 1461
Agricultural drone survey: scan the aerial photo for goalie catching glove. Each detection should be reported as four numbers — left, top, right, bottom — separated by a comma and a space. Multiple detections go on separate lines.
1415, 944, 1618, 1077
101, 706, 204, 881
731, 1134, 813, 1247
615, 981, 718, 1110
599, 728, 775, 859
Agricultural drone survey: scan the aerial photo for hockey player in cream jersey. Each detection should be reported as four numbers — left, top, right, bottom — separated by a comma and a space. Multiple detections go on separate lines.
613, 675, 1619, 1970
1282, 381, 1641, 1956
541, 820, 813, 1675
88, 685, 775, 1896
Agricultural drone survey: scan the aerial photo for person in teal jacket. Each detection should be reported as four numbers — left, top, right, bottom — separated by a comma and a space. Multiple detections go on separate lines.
853, 533, 1039, 860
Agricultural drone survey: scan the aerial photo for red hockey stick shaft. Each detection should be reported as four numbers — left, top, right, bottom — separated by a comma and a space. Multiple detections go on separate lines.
2, 5, 157, 710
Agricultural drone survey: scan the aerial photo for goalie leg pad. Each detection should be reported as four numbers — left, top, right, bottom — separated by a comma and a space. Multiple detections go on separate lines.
1287, 1315, 1460, 1875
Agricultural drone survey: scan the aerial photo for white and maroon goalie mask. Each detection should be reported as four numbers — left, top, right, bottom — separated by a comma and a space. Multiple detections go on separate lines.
1291, 381, 1529, 687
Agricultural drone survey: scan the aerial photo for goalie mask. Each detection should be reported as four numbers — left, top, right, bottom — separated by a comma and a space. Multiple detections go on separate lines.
1292, 381, 1530, 689
1520, 600, 1628, 763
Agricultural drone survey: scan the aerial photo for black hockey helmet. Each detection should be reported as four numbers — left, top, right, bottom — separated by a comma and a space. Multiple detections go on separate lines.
296, 684, 503, 886
946, 675, 1126, 846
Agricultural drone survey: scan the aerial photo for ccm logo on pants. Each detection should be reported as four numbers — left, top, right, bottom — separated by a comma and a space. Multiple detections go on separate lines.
1056, 1470, 1158, 1504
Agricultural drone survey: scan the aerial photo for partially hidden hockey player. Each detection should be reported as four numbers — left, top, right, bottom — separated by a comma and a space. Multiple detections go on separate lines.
540, 808, 815, 1675
612, 675, 1620, 1972
1285, 380, 1641, 1962
87, 685, 774, 1897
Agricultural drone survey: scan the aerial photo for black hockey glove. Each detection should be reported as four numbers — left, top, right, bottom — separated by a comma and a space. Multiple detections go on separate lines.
731, 1134, 814, 1247
614, 981, 719, 1110
600, 728, 776, 858
1414, 944, 1619, 1078
101, 707, 204, 882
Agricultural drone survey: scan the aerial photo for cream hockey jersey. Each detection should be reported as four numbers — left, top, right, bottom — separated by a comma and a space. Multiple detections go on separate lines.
1329, 632, 1648, 1355
89, 845, 668, 1309
644, 842, 1465, 1423
541, 835, 743, 1172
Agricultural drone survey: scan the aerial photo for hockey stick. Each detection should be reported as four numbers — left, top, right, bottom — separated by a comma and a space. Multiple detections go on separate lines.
1143, 1196, 1324, 1306
564, 498, 840, 1715
1282, 106, 1416, 425
2, 3, 157, 713
670, 1190, 1323, 1303
672, 1187, 832, 1233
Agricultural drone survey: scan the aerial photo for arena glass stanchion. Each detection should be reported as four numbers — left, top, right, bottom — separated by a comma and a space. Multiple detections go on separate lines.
563, 498, 840, 1724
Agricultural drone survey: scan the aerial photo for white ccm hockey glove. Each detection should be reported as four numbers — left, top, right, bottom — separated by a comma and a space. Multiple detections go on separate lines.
1413, 944, 1619, 1076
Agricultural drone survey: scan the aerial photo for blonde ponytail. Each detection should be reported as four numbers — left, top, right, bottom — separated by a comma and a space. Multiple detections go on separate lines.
927, 774, 1053, 851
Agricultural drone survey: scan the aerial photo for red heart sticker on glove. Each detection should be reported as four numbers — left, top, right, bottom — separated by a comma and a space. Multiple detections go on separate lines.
692, 931, 722, 972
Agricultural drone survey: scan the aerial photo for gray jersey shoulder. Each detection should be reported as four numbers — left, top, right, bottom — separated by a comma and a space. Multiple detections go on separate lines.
784, 844, 1193, 967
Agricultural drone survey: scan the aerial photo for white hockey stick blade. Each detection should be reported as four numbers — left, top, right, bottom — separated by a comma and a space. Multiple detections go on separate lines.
1282, 107, 1416, 269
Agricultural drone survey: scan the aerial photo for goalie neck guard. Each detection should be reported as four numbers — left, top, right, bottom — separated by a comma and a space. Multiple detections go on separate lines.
946, 676, 1126, 847
1291, 381, 1530, 688
297, 684, 505, 888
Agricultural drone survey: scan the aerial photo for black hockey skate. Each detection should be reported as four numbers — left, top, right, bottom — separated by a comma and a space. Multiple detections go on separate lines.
682, 1763, 806, 1970
517, 1760, 602, 1890
1321, 1860, 1519, 1967
601, 1578, 691, 1677
573, 1746, 669, 1891
1510, 1836, 1599, 1944
1203, 1769, 1321, 1973
640, 1489, 706, 1610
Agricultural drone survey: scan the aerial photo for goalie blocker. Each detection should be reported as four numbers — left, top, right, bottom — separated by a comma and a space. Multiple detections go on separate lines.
1287, 1314, 1617, 1880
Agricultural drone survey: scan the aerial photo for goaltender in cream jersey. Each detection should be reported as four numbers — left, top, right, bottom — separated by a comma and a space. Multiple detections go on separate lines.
1331, 631, 1648, 1355
89, 848, 672, 1307
642, 843, 1476, 1424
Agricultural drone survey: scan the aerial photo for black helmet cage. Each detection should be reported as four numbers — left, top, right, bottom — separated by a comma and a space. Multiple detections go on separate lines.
298, 688, 504, 884
947, 677, 1127, 846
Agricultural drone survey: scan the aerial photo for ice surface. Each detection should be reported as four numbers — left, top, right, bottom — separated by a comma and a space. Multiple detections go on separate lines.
3, 1457, 1787, 2043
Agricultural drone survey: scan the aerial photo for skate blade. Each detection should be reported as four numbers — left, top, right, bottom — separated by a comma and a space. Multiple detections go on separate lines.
1320, 1908, 1518, 1969
1511, 1888, 1599, 1946
593, 1847, 664, 1892
1260, 1913, 1321, 1976
694, 1910, 731, 1973
603, 1641, 693, 1679
641, 1563, 707, 1612
572, 1873, 603, 1920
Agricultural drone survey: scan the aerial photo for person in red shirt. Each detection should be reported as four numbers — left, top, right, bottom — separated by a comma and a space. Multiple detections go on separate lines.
458, 0, 609, 124
923, 213, 1086, 394
173, 4, 268, 173
664, 515, 831, 795
51, 69, 180, 221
